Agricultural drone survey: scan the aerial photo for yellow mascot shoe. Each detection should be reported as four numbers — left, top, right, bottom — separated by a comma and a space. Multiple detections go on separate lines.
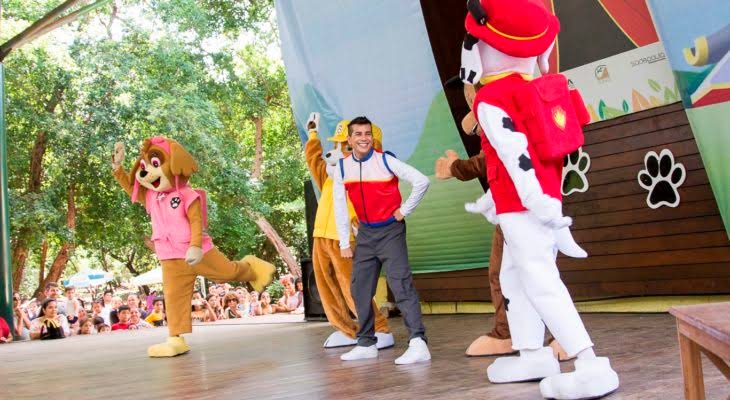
147, 336, 191, 358
465, 335, 516, 357
243, 255, 276, 292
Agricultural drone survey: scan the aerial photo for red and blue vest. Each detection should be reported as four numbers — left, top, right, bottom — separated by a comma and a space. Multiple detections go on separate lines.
339, 149, 401, 227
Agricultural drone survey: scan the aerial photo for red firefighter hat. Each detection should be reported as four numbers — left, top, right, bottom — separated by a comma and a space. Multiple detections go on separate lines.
464, 0, 560, 58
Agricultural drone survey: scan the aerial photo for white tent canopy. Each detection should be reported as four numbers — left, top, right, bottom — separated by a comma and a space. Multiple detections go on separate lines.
131, 267, 163, 286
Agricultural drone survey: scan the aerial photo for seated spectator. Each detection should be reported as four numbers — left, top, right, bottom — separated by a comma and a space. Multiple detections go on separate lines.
92, 316, 105, 332
129, 309, 153, 329
235, 288, 251, 317
260, 291, 273, 315
13, 292, 31, 341
145, 290, 158, 311
223, 293, 242, 319
206, 294, 223, 320
126, 293, 148, 319
0, 316, 11, 343
76, 301, 88, 323
91, 300, 105, 322
25, 299, 39, 320
249, 291, 262, 316
293, 278, 305, 315
44, 282, 65, 316
77, 318, 95, 335
30, 298, 70, 340
109, 296, 123, 325
273, 276, 301, 313
191, 298, 217, 323
145, 298, 166, 327
111, 305, 131, 331
63, 286, 80, 326
98, 324, 111, 333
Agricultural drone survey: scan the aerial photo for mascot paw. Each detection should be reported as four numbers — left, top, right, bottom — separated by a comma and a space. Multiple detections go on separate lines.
435, 150, 459, 180
243, 255, 275, 292
549, 339, 575, 362
147, 336, 190, 358
323, 331, 358, 348
539, 357, 619, 399
466, 335, 516, 357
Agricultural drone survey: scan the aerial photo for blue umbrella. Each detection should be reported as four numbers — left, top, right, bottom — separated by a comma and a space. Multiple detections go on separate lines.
63, 269, 113, 288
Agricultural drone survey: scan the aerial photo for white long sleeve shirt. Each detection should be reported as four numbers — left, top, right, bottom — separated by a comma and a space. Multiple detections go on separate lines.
333, 150, 430, 249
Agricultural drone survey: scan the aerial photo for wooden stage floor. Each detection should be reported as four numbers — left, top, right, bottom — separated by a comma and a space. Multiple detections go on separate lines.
1, 313, 728, 400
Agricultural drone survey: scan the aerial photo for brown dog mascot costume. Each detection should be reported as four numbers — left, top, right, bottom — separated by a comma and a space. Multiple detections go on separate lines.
112, 137, 275, 357
436, 84, 571, 360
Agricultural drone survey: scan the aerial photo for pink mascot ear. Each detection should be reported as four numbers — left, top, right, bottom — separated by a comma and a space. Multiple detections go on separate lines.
131, 179, 140, 203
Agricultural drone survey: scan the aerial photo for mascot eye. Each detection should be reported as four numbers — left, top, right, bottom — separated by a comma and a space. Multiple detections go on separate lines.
151, 157, 161, 168
139, 160, 147, 171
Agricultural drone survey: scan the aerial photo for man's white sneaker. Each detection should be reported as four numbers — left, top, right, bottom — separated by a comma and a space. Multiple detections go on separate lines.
340, 345, 377, 361
375, 332, 395, 349
323, 331, 358, 348
394, 337, 431, 365
487, 347, 560, 383
539, 357, 619, 399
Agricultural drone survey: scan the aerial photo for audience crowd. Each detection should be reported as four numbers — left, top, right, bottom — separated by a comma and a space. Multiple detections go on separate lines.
1, 274, 304, 342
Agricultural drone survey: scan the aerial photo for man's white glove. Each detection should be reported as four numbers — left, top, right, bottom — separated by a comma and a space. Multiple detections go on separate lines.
524, 193, 572, 230
185, 246, 204, 266
465, 190, 498, 225
306, 112, 320, 133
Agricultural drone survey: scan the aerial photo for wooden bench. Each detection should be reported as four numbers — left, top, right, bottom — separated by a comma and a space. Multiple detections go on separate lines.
669, 302, 730, 399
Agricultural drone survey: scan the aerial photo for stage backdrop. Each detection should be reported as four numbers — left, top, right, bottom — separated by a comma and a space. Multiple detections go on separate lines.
648, 0, 730, 238
541, 0, 678, 122
275, 0, 493, 273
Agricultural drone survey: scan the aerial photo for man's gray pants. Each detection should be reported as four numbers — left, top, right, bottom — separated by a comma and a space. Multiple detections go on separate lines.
351, 220, 426, 347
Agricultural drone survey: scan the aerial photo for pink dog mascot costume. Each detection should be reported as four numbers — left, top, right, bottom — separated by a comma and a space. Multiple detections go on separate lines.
460, 1, 619, 398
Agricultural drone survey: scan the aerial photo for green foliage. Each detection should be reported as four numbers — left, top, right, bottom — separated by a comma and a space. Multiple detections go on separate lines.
6, 0, 307, 294
264, 279, 284, 303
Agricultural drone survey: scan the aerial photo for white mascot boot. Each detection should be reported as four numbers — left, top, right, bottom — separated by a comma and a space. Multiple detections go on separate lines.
487, 347, 559, 383
539, 357, 619, 399
323, 331, 358, 348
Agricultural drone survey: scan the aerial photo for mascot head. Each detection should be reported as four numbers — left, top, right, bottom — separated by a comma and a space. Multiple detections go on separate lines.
324, 119, 383, 166
460, 0, 559, 85
130, 136, 198, 202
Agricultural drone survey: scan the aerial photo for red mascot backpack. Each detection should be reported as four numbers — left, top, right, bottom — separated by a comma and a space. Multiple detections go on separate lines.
513, 74, 591, 161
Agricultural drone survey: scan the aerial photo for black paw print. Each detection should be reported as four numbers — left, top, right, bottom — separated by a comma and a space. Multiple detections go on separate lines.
170, 197, 182, 209
562, 148, 591, 196
638, 149, 686, 209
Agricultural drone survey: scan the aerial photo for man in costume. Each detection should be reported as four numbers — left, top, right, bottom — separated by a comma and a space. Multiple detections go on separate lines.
460, 0, 619, 398
112, 137, 275, 357
303, 112, 394, 349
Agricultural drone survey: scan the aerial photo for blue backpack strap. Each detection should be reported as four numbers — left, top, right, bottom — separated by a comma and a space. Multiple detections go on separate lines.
382, 150, 397, 175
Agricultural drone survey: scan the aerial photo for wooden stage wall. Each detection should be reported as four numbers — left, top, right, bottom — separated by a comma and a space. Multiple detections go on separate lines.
413, 104, 730, 301
414, 0, 730, 301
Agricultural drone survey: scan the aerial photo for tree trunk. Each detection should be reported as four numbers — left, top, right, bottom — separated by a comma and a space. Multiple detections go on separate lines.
253, 214, 300, 278
33, 185, 76, 300
38, 239, 48, 283
10, 85, 64, 292
252, 116, 263, 180
11, 245, 28, 292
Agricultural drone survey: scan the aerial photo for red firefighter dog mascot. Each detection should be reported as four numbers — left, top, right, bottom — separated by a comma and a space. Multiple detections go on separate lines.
112, 137, 275, 357
460, 0, 619, 398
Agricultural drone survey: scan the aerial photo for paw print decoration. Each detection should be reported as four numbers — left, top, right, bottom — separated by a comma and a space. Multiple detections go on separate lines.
562, 148, 591, 196
170, 197, 182, 209
637, 149, 686, 209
